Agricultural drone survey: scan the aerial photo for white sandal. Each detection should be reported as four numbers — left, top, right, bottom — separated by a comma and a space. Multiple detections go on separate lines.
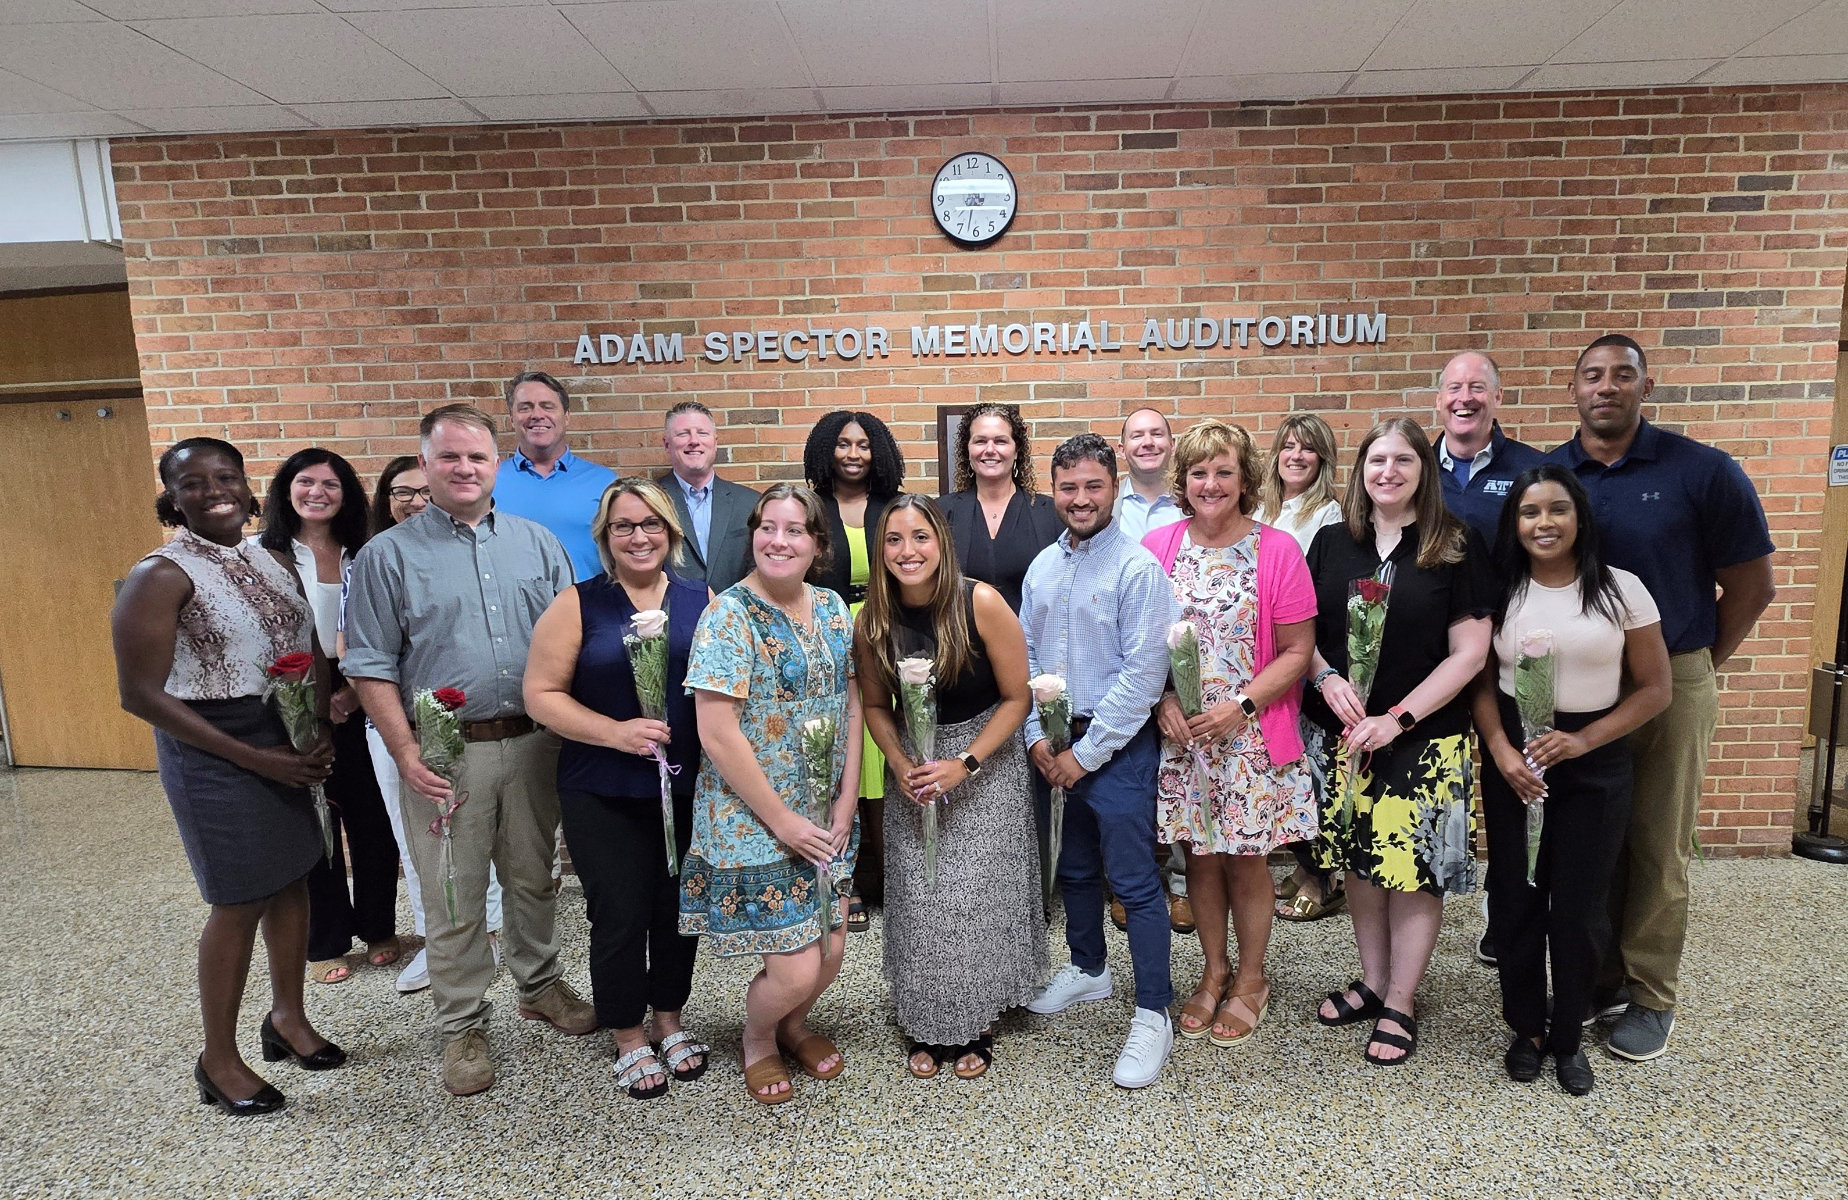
613, 1045, 668, 1100
658, 1030, 710, 1082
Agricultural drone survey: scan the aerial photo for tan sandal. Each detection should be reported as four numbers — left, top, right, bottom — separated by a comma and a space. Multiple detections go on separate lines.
1210, 983, 1270, 1048
743, 1056, 794, 1105
1177, 974, 1228, 1040
366, 937, 403, 967
309, 958, 352, 985
779, 1033, 844, 1080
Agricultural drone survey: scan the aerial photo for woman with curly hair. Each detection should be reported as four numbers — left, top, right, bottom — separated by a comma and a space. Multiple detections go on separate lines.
936, 402, 1062, 613
804, 411, 907, 926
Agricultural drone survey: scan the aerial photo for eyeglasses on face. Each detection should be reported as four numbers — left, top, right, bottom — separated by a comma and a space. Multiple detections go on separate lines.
388, 486, 433, 502
609, 517, 667, 537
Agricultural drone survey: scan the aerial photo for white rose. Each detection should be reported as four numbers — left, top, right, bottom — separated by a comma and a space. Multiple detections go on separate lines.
1029, 674, 1067, 705
802, 717, 828, 736
896, 656, 935, 687
1166, 620, 1196, 652
1519, 628, 1555, 659
632, 609, 669, 639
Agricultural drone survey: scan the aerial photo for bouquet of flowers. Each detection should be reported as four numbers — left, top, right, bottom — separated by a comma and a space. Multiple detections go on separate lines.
1513, 628, 1558, 886
799, 715, 847, 948
1030, 674, 1072, 903
623, 608, 680, 876
1340, 564, 1395, 832
1167, 619, 1216, 843
263, 652, 333, 864
896, 655, 942, 885
413, 686, 469, 924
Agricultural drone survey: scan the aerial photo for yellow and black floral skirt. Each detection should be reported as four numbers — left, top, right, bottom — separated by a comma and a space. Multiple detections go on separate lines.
1314, 730, 1478, 897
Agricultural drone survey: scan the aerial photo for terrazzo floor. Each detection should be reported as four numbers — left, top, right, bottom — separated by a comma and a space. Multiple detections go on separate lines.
3, 764, 1845, 1200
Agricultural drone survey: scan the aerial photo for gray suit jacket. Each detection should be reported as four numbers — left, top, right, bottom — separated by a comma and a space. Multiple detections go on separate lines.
659, 472, 760, 596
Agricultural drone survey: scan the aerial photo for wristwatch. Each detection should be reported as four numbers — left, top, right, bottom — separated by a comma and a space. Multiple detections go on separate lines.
959, 752, 982, 778
1234, 693, 1258, 719
1389, 705, 1417, 732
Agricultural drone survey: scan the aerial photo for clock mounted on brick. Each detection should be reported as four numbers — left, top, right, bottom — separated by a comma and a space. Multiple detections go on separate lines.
931, 152, 1018, 248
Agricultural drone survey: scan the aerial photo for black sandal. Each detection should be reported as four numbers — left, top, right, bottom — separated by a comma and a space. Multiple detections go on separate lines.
1365, 1008, 1419, 1066
846, 895, 869, 933
1317, 979, 1384, 1027
907, 1042, 949, 1079
952, 1035, 995, 1080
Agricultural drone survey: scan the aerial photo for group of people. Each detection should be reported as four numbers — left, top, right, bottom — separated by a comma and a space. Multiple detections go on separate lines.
114, 333, 1773, 1114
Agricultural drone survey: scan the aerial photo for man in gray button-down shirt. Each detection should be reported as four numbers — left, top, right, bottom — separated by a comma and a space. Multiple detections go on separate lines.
345, 403, 594, 1096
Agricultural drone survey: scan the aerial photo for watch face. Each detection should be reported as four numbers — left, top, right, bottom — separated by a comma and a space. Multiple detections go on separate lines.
932, 153, 1017, 248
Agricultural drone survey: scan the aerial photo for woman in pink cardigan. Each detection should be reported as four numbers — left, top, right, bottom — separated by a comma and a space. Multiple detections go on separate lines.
1145, 421, 1317, 1048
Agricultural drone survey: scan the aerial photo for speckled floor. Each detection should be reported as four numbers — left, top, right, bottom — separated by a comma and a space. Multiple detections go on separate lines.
3, 764, 1845, 1200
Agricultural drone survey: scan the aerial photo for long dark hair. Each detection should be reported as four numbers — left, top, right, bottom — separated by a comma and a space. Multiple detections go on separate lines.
258, 447, 369, 557
369, 455, 421, 533
804, 410, 904, 498
856, 496, 974, 696
951, 402, 1035, 494
1492, 464, 1628, 628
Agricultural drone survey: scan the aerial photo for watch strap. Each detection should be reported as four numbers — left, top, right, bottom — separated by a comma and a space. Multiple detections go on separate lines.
959, 752, 981, 777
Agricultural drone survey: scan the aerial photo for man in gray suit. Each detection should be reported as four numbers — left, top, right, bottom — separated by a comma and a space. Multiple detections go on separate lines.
658, 400, 760, 595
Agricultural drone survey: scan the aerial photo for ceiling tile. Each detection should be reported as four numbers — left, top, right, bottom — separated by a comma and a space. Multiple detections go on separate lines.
1740, 2, 1848, 57
1523, 58, 1715, 89
1344, 65, 1530, 94
1704, 53, 1848, 83
995, 0, 1200, 81
781, 0, 990, 87
0, 111, 148, 138
1554, 0, 1817, 61
568, 2, 810, 91
128, 104, 315, 132
349, 7, 631, 96
820, 83, 995, 112
322, 0, 548, 9
468, 92, 649, 120
640, 87, 824, 117
83, 0, 322, 17
0, 22, 267, 108
1365, 0, 1617, 70
0, 67, 88, 115
998, 78, 1172, 105
132, 14, 447, 103
1171, 72, 1351, 101
2, 0, 111, 20
1181, 0, 1415, 75
296, 98, 486, 126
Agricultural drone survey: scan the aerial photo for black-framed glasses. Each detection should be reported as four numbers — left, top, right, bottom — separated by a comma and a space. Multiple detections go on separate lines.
609, 518, 667, 537
388, 486, 432, 503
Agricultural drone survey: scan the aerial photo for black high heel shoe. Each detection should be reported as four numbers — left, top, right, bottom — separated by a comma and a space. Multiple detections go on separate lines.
260, 1013, 348, 1070
195, 1058, 285, 1116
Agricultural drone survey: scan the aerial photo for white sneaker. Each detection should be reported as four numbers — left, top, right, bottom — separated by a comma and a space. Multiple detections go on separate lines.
395, 948, 430, 993
1113, 1007, 1173, 1088
1026, 963, 1114, 1015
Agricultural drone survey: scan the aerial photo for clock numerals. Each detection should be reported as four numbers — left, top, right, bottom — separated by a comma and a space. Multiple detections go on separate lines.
933, 153, 1014, 246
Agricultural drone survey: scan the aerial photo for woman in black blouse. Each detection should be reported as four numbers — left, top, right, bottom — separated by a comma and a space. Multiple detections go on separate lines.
936, 403, 1062, 613
1302, 417, 1494, 1065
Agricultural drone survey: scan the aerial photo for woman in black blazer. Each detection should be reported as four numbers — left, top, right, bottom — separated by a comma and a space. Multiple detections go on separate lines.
935, 402, 1062, 613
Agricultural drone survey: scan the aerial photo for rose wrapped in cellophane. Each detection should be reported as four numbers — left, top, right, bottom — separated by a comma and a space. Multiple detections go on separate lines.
622, 607, 681, 876
1341, 563, 1395, 832
1166, 619, 1216, 844
1513, 628, 1557, 886
896, 654, 942, 885
413, 686, 469, 924
798, 715, 849, 952
1031, 674, 1072, 905
263, 652, 333, 864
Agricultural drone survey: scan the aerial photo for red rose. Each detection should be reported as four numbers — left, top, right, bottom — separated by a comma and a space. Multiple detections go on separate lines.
1356, 578, 1390, 604
267, 652, 314, 681
433, 687, 467, 711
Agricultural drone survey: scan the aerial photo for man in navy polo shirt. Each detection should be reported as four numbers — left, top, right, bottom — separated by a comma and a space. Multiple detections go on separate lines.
1549, 333, 1775, 1063
1435, 350, 1544, 547
492, 370, 615, 583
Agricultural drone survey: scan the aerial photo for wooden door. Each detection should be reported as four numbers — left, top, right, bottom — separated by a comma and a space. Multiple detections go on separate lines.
0, 396, 161, 769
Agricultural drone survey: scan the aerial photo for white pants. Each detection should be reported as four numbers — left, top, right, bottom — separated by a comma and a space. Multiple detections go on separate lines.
368, 723, 501, 935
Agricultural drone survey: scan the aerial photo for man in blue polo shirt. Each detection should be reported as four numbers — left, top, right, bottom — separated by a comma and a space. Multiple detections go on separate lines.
1549, 333, 1775, 1063
492, 370, 615, 582
1435, 350, 1543, 547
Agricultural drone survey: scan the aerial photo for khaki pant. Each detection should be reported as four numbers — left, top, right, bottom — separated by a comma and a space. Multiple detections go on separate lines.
1603, 649, 1719, 1012
399, 729, 564, 1038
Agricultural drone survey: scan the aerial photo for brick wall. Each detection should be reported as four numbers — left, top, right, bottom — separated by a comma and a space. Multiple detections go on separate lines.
110, 86, 1848, 853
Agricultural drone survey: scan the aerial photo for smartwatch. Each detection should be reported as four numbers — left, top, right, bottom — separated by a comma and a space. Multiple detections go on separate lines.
1389, 705, 1417, 732
1234, 693, 1259, 720
959, 752, 982, 778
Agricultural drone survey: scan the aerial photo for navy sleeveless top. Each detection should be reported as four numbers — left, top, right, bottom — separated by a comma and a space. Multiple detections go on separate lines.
556, 572, 704, 797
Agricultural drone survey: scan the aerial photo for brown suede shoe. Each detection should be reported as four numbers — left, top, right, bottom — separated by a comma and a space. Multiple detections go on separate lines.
517, 978, 598, 1036
1109, 897, 1128, 931
442, 1029, 493, 1096
1169, 893, 1196, 934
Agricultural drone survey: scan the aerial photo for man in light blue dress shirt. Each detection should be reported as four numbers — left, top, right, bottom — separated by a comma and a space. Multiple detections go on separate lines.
1020, 433, 1181, 1089
491, 370, 615, 582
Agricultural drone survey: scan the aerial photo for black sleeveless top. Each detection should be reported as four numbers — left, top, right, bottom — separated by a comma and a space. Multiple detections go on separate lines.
891, 580, 1000, 725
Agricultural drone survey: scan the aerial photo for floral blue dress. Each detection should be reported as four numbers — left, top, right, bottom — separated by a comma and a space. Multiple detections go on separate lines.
678, 583, 857, 957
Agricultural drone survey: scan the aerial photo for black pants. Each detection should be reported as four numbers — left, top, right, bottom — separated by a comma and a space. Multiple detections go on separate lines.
306, 715, 400, 961
1481, 695, 1632, 1055
559, 785, 698, 1029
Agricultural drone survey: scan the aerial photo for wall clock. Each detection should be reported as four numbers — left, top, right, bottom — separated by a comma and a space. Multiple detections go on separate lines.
931, 152, 1017, 248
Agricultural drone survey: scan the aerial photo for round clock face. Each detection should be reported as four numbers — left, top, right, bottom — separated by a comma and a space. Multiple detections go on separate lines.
931, 153, 1017, 248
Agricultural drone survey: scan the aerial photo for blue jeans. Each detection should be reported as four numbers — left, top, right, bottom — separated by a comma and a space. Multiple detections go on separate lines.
1057, 722, 1172, 1012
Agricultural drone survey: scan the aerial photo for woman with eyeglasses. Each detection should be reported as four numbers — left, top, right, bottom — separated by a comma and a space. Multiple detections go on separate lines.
347, 456, 502, 994
525, 478, 711, 1100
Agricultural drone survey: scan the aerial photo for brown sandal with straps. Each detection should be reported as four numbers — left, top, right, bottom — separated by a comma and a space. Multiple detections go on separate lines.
743, 1056, 794, 1104
1210, 982, 1270, 1048
1177, 973, 1228, 1040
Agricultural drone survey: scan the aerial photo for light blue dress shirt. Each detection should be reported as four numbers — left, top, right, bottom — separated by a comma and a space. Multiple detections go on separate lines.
1020, 517, 1179, 772
492, 447, 613, 582
669, 470, 714, 560
1111, 488, 1185, 545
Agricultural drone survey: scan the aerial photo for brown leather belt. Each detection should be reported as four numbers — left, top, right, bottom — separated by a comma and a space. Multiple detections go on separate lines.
460, 715, 537, 742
